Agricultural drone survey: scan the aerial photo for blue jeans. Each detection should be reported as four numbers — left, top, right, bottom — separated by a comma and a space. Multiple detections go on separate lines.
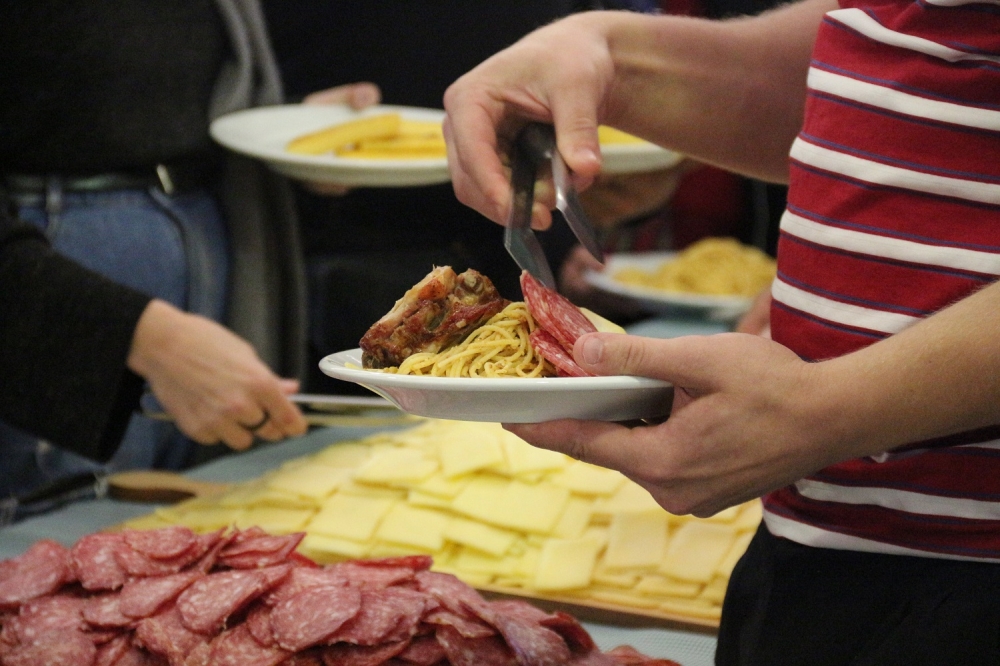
1, 182, 229, 499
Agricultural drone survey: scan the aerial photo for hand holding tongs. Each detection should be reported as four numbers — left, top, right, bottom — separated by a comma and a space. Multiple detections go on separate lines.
504, 123, 604, 289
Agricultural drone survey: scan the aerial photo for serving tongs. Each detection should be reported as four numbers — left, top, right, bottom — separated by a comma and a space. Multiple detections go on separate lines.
504, 123, 604, 289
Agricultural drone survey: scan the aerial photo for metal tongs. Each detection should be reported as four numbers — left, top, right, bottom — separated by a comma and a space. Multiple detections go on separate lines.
504, 123, 604, 289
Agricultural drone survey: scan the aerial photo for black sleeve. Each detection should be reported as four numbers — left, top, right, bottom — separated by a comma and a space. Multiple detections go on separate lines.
0, 192, 151, 461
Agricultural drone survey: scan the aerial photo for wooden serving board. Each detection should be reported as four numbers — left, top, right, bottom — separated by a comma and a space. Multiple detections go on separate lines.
476, 583, 720, 634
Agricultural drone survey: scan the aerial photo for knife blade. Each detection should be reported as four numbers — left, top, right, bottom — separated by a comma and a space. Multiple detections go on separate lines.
503, 123, 603, 289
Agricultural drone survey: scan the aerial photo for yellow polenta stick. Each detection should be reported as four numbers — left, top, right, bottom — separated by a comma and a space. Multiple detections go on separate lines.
286, 113, 402, 155
338, 136, 447, 159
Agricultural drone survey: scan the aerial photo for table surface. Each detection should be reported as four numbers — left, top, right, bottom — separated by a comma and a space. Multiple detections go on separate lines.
0, 313, 729, 665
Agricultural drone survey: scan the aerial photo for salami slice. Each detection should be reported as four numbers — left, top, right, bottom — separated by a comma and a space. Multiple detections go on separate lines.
397, 634, 447, 665
539, 610, 596, 653
71, 533, 129, 591
8, 594, 86, 642
413, 571, 489, 617
82, 594, 134, 629
263, 566, 349, 608
123, 527, 196, 561
177, 565, 291, 635
468, 599, 572, 666
521, 271, 597, 352
93, 633, 130, 666
0, 628, 97, 666
269, 585, 361, 652
328, 587, 427, 646
208, 623, 290, 666
134, 605, 209, 664
0, 540, 72, 608
119, 570, 203, 619
422, 608, 496, 639
530, 329, 592, 377
218, 532, 305, 570
353, 555, 433, 572
434, 625, 517, 666
326, 560, 421, 590
245, 602, 276, 648
319, 639, 410, 666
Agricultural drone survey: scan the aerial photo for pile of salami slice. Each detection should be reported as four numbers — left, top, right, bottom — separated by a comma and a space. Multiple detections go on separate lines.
0, 526, 680, 666
520, 271, 598, 378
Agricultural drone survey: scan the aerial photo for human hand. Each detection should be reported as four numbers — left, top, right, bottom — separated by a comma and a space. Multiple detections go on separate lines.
734, 285, 772, 338
127, 301, 308, 451
302, 82, 381, 110
506, 332, 856, 518
301, 82, 382, 196
443, 12, 614, 230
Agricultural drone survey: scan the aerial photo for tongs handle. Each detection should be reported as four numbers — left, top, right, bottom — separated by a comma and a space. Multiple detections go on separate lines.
504, 123, 604, 288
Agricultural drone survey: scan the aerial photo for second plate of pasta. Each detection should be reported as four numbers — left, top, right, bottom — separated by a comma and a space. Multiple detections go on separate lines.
585, 240, 776, 320
319, 349, 672, 423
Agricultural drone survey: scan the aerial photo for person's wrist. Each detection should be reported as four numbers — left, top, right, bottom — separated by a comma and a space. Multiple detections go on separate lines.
126, 299, 181, 379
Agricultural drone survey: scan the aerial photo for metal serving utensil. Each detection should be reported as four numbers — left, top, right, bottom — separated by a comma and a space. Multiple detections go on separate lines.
504, 123, 603, 290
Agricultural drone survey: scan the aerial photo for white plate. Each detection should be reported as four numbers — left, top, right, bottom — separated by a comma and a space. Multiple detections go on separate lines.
319, 349, 672, 424
600, 141, 684, 175
209, 104, 450, 187
585, 252, 754, 320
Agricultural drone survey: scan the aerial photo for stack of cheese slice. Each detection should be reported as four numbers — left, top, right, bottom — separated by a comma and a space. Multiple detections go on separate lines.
124, 419, 761, 625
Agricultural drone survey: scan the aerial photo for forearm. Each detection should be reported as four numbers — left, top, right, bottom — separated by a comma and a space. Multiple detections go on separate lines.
814, 280, 1000, 458
595, 0, 832, 182
0, 215, 149, 458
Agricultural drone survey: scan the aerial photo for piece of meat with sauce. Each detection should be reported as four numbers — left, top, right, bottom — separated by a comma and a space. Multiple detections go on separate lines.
359, 266, 509, 369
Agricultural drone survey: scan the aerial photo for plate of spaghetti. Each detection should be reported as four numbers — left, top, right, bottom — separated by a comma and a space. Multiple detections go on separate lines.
585, 238, 776, 320
319, 266, 672, 423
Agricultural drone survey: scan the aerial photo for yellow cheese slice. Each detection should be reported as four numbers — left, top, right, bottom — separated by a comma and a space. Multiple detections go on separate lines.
450, 475, 510, 523
375, 504, 451, 551
494, 481, 571, 534
698, 576, 729, 604
299, 533, 370, 561
592, 482, 662, 517
603, 510, 669, 570
659, 522, 737, 583
339, 481, 408, 500
353, 447, 438, 486
551, 496, 594, 540
266, 465, 352, 502
438, 424, 504, 478
312, 441, 373, 468
444, 517, 518, 557
407, 490, 453, 510
549, 460, 627, 496
634, 574, 702, 599
717, 530, 755, 578
659, 598, 722, 620
533, 537, 603, 591
499, 433, 568, 476
234, 506, 314, 534
731, 501, 764, 531
413, 473, 473, 499
308, 493, 396, 542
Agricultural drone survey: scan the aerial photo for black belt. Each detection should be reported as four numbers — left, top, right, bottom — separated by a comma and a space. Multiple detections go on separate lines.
3, 162, 214, 196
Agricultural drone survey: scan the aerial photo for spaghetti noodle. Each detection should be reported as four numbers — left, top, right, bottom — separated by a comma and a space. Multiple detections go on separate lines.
384, 302, 556, 378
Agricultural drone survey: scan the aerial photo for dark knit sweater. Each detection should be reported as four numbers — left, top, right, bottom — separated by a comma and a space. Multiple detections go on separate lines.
0, 194, 150, 461
0, 0, 226, 174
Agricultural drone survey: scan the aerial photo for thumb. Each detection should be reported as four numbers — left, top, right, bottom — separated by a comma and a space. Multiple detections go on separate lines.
573, 333, 722, 388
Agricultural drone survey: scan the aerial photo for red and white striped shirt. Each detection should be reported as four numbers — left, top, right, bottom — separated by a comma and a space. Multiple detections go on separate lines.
764, 0, 1000, 560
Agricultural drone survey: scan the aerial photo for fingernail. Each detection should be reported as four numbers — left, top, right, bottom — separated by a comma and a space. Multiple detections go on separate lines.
581, 336, 604, 365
